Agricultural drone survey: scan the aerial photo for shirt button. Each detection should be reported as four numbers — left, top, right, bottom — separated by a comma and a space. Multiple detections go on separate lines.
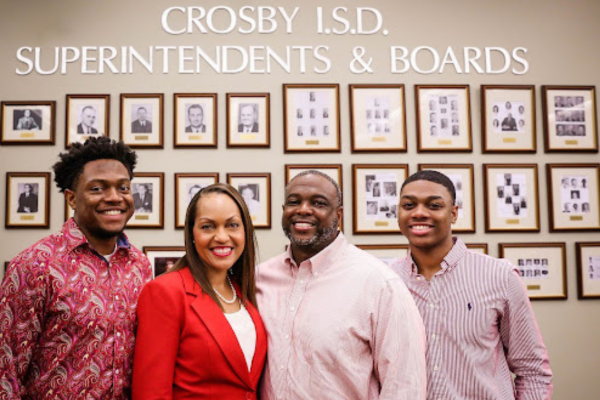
416, 277, 422, 281
429, 304, 435, 309
115, 295, 120, 301
115, 369, 120, 374
117, 332, 121, 337
290, 306, 295, 311
285, 334, 289, 340
434, 366, 439, 371
299, 280, 304, 284
279, 365, 284, 370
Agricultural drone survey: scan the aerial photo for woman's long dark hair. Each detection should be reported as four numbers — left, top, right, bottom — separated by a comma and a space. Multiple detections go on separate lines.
170, 183, 258, 309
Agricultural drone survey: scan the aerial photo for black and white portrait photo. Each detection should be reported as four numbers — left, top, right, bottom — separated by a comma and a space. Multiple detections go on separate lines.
517, 258, 549, 280
133, 183, 153, 213
560, 175, 591, 214
238, 184, 261, 215
496, 173, 528, 218
185, 104, 206, 133
364, 173, 398, 220
493, 101, 525, 133
13, 109, 42, 130
16, 183, 39, 213
77, 105, 98, 134
238, 103, 259, 133
131, 104, 153, 134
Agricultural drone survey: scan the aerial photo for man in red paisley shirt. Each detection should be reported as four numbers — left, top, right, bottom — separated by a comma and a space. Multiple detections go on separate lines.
0, 137, 152, 399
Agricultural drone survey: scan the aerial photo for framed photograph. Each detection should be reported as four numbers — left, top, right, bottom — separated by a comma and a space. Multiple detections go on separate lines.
5, 172, 50, 228
576, 242, 600, 299
547, 163, 600, 231
65, 94, 109, 148
499, 242, 567, 300
1, 101, 56, 145
542, 85, 598, 152
415, 84, 472, 152
120, 93, 164, 148
481, 85, 536, 153
465, 243, 488, 255
175, 173, 219, 229
227, 93, 270, 148
356, 244, 409, 266
283, 84, 341, 153
127, 173, 164, 228
483, 164, 540, 232
349, 84, 407, 152
352, 164, 408, 234
285, 164, 343, 230
227, 173, 271, 228
173, 93, 217, 148
143, 246, 185, 279
418, 164, 476, 233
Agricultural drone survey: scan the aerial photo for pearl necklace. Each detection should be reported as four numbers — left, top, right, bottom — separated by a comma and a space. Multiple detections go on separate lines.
213, 275, 238, 304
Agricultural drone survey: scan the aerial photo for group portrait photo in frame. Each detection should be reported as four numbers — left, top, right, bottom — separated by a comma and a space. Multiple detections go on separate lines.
356, 244, 409, 266
174, 173, 219, 229
352, 164, 408, 234
283, 84, 341, 153
1, 101, 56, 145
546, 163, 600, 231
576, 242, 600, 299
143, 246, 185, 278
349, 84, 407, 153
415, 84, 473, 152
65, 94, 109, 148
226, 93, 270, 148
418, 164, 476, 233
173, 93, 217, 148
120, 93, 164, 148
127, 172, 164, 228
285, 164, 344, 230
499, 242, 567, 300
481, 85, 536, 153
542, 85, 598, 152
483, 164, 540, 232
227, 173, 271, 228
5, 172, 50, 229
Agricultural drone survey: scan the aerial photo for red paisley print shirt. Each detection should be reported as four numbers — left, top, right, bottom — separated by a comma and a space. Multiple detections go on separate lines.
0, 218, 152, 399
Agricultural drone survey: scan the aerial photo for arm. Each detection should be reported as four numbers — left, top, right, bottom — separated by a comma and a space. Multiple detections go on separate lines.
501, 266, 553, 400
373, 276, 427, 400
132, 276, 184, 400
0, 257, 48, 399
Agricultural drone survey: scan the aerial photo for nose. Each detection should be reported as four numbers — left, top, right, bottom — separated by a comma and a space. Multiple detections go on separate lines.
214, 226, 229, 242
297, 200, 313, 215
105, 187, 122, 203
411, 204, 429, 219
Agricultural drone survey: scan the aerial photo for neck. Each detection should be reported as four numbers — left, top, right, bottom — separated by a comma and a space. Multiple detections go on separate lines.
409, 238, 454, 281
207, 269, 229, 289
74, 218, 119, 255
290, 233, 338, 265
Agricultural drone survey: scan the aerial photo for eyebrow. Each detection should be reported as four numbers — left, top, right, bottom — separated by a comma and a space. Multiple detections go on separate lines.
197, 215, 241, 222
400, 194, 445, 201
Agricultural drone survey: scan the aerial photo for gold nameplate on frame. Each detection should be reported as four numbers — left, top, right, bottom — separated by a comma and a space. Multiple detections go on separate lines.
570, 216, 583, 221
527, 285, 541, 290
506, 219, 520, 224
372, 137, 386, 142
240, 134, 256, 140
565, 140, 579, 145
20, 215, 35, 221
20, 132, 35, 138
503, 137, 517, 143
251, 215, 257, 221
438, 139, 452, 145
375, 221, 389, 227
135, 136, 149, 141
189, 135, 202, 140
306, 140, 320, 145
135, 215, 150, 220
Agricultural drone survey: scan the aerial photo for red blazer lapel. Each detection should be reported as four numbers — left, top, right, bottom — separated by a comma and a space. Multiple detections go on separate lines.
181, 269, 252, 388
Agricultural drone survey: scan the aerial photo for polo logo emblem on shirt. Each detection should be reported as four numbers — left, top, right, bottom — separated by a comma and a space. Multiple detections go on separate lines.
468, 303, 472, 310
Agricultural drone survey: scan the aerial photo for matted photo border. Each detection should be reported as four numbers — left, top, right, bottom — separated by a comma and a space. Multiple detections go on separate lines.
5, 172, 51, 229
65, 94, 109, 148
576, 241, 600, 299
227, 173, 272, 229
174, 173, 219, 229
1, 101, 56, 145
127, 172, 165, 229
173, 93, 218, 148
226, 93, 271, 148
120, 93, 164, 149
143, 246, 185, 279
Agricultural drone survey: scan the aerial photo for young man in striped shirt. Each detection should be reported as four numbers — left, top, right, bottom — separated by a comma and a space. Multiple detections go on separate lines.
392, 170, 552, 400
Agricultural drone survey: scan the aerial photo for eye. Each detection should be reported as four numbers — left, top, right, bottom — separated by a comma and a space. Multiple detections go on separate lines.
285, 199, 300, 206
120, 184, 131, 192
313, 200, 328, 207
199, 223, 213, 230
401, 201, 414, 209
429, 203, 442, 209
90, 186, 102, 192
230, 222, 241, 229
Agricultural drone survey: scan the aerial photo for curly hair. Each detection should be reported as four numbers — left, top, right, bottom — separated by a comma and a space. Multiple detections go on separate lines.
52, 137, 137, 193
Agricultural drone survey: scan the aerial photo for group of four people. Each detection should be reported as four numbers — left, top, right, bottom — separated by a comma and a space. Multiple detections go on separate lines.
0, 137, 552, 399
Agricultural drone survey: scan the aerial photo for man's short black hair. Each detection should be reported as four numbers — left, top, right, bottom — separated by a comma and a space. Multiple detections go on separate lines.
401, 170, 456, 204
53, 137, 137, 193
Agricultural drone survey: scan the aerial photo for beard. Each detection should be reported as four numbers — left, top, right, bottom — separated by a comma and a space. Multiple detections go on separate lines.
284, 216, 339, 251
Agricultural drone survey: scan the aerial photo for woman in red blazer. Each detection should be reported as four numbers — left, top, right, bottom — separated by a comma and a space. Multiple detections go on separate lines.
133, 183, 267, 399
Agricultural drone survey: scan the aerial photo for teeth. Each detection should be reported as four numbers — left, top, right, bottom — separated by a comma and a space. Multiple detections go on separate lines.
213, 248, 232, 255
295, 223, 313, 229
103, 210, 121, 215
412, 225, 430, 230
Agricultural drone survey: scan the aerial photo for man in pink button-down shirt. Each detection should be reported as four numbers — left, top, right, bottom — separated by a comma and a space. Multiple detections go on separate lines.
256, 171, 426, 400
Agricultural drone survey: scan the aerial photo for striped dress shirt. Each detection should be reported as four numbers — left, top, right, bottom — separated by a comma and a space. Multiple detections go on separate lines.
391, 238, 552, 400
256, 232, 427, 400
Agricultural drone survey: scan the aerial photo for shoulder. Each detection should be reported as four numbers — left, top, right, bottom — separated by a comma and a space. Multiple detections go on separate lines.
257, 252, 287, 276
460, 250, 518, 288
343, 244, 401, 284
140, 270, 186, 299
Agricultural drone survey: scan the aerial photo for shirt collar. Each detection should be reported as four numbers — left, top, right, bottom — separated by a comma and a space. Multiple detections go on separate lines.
63, 217, 131, 254
407, 237, 467, 275
284, 231, 346, 276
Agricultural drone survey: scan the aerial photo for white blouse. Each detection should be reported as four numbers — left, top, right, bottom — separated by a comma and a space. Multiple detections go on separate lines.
224, 303, 256, 371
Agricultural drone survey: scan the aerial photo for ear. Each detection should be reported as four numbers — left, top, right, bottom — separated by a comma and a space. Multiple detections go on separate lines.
336, 206, 343, 229
450, 204, 459, 224
65, 189, 76, 211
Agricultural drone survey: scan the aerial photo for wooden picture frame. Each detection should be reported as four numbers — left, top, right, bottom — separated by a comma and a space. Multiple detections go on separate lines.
349, 84, 407, 152
65, 94, 109, 148
481, 85, 536, 153
418, 164, 476, 233
5, 172, 51, 228
226, 93, 270, 148
356, 244, 409, 266
143, 246, 185, 279
415, 84, 472, 152
352, 164, 408, 234
499, 242, 567, 300
1, 101, 56, 145
173, 93, 217, 148
465, 243, 488, 255
127, 172, 164, 228
546, 163, 600, 231
283, 84, 341, 153
576, 242, 600, 299
174, 173, 219, 229
542, 85, 598, 152
483, 164, 540, 232
120, 93, 164, 148
227, 173, 272, 229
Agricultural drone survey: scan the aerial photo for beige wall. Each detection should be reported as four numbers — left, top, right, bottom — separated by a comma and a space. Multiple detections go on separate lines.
1, 1, 599, 398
